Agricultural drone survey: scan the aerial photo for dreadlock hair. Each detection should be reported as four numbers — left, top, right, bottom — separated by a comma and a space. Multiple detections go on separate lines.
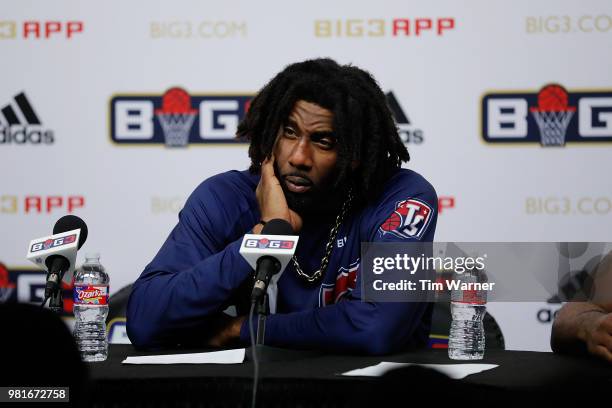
237, 58, 410, 207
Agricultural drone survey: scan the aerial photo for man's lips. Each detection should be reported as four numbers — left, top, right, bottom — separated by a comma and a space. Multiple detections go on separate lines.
284, 175, 312, 193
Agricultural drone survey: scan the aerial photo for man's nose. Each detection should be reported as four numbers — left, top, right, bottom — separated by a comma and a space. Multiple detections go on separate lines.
288, 138, 313, 170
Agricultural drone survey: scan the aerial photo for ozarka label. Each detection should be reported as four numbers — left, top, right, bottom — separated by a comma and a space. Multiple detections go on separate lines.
73, 285, 109, 306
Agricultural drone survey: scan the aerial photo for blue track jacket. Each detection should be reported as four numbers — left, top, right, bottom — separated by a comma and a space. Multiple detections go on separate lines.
127, 168, 437, 355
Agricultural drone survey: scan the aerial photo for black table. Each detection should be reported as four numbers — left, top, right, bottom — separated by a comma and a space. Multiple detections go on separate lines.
88, 345, 611, 407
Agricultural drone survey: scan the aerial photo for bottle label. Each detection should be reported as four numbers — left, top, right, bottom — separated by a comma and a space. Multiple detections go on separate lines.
451, 289, 487, 304
462, 289, 486, 304
73, 285, 109, 306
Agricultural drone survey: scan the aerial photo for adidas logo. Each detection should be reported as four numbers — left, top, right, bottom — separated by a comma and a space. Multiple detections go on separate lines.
386, 91, 424, 145
0, 92, 54, 144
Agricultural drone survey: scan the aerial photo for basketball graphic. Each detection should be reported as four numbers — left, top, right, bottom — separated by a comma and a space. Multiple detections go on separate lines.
0, 262, 15, 303
532, 84, 574, 112
155, 87, 197, 115
155, 87, 198, 147
0, 263, 11, 287
380, 212, 402, 232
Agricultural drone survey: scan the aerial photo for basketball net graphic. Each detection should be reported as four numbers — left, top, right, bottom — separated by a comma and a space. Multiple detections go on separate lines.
155, 87, 198, 147
530, 84, 575, 146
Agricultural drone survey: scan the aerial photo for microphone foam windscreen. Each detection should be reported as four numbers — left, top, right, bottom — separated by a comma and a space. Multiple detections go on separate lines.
53, 215, 88, 249
261, 219, 294, 235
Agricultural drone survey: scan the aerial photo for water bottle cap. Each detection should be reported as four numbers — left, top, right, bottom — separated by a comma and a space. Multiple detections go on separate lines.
84, 252, 101, 262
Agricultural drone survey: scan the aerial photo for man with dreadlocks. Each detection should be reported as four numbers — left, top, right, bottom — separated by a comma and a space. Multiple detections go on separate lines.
127, 58, 437, 354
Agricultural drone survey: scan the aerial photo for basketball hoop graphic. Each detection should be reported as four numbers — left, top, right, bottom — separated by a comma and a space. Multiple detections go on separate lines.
155, 87, 198, 147
530, 84, 576, 146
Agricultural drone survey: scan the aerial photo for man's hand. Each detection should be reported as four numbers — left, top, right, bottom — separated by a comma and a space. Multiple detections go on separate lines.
255, 156, 302, 233
580, 312, 612, 363
207, 316, 246, 348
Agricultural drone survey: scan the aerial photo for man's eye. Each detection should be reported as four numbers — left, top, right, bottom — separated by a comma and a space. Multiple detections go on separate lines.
284, 127, 297, 137
317, 139, 335, 149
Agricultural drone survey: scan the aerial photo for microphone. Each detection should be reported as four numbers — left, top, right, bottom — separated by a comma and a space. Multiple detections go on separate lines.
26, 215, 88, 303
239, 219, 298, 303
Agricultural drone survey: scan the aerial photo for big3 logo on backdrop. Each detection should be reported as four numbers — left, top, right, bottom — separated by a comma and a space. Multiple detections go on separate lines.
481, 84, 612, 147
109, 88, 424, 148
109, 88, 252, 147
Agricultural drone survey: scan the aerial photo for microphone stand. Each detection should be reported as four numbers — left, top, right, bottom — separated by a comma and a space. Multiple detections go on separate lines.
255, 293, 268, 345
48, 288, 64, 314
246, 292, 323, 362
43, 256, 69, 314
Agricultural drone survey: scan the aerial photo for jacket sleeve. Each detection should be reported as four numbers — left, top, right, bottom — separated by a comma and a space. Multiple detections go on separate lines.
127, 179, 255, 348
240, 186, 438, 355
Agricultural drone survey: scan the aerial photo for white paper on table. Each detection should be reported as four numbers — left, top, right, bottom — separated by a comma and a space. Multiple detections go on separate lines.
341, 362, 498, 380
122, 348, 246, 365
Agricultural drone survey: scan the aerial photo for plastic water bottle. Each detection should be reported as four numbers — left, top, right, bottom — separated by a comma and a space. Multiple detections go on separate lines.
73, 253, 109, 362
448, 270, 486, 360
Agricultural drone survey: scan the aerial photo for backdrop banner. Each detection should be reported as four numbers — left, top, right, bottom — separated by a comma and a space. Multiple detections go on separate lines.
2, 0, 611, 351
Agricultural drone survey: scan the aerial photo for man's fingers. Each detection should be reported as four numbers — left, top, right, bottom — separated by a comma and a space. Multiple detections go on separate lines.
601, 314, 612, 335
593, 345, 612, 364
261, 156, 275, 180
206, 334, 222, 348
261, 156, 282, 190
289, 209, 303, 233
601, 333, 612, 353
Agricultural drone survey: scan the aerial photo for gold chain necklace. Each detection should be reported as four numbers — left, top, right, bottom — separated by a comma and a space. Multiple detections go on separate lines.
292, 189, 353, 283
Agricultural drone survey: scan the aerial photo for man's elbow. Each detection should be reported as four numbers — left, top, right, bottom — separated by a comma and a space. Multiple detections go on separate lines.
126, 323, 149, 349
126, 289, 163, 349
126, 311, 162, 349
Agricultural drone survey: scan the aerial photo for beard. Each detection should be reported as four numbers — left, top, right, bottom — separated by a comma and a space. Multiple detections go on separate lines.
273, 163, 347, 219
